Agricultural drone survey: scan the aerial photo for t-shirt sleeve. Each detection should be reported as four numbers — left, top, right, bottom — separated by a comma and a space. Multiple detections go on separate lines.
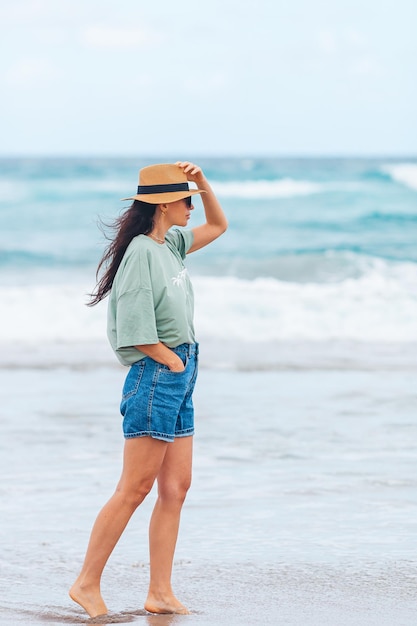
166, 228, 194, 259
115, 288, 158, 348
113, 241, 159, 349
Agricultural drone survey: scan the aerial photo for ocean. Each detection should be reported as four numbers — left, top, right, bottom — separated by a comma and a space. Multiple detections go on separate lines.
1, 157, 417, 353
1, 157, 417, 625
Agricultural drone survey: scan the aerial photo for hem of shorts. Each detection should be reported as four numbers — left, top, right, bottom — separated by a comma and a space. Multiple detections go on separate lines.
175, 429, 195, 438
124, 428, 194, 442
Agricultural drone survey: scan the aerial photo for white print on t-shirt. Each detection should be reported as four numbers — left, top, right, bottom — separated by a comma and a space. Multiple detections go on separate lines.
172, 268, 187, 287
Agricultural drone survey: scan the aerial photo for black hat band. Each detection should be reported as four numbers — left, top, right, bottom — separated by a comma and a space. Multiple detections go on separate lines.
137, 182, 190, 194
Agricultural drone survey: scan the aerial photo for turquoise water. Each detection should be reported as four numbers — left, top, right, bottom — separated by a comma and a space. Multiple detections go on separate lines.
0, 157, 416, 347
1, 157, 416, 271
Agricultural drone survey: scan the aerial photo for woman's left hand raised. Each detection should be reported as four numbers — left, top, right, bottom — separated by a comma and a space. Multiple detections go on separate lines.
175, 161, 205, 186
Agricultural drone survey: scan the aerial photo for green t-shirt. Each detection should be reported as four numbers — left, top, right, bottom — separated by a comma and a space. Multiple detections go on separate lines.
107, 228, 195, 366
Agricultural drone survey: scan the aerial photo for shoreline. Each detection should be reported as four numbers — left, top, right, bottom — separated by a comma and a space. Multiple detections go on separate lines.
2, 558, 417, 625
0, 338, 416, 371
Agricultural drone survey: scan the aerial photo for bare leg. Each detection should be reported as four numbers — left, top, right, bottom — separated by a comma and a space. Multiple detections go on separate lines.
70, 437, 169, 618
145, 436, 193, 614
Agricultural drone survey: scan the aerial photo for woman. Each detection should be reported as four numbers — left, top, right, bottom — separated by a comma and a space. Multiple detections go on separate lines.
69, 161, 227, 618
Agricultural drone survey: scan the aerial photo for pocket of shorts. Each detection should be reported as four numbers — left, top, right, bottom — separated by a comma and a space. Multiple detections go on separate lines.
159, 352, 188, 374
121, 361, 146, 400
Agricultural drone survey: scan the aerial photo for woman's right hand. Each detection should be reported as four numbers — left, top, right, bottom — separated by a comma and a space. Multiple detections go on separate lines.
168, 354, 186, 372
135, 342, 185, 372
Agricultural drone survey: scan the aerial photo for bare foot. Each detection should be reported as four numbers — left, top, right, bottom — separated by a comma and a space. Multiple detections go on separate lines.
69, 580, 108, 618
144, 592, 190, 615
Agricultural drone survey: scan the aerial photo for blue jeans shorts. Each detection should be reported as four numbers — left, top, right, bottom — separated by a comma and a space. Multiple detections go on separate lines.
120, 343, 199, 442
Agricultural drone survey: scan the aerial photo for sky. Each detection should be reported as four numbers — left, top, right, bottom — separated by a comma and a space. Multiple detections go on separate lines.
0, 0, 416, 157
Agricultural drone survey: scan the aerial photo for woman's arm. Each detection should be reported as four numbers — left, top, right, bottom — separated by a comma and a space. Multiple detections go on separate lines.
176, 161, 228, 253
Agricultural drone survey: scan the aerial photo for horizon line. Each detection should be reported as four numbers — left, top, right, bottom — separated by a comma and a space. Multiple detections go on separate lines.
0, 152, 416, 160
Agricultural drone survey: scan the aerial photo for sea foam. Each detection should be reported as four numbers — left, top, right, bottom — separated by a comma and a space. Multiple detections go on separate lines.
2, 259, 416, 344
210, 179, 364, 199
211, 178, 322, 198
382, 163, 417, 191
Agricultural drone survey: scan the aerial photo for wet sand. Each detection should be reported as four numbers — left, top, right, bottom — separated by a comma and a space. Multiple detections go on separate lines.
1, 353, 417, 625
3, 559, 417, 625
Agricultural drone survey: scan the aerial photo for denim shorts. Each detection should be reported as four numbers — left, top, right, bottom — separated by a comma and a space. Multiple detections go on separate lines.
120, 343, 199, 442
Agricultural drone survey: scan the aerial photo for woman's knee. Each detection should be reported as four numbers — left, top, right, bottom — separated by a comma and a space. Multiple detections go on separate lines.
158, 477, 191, 505
116, 477, 155, 509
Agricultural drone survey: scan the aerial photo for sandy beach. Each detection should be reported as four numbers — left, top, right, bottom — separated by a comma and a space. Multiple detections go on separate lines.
1, 341, 417, 625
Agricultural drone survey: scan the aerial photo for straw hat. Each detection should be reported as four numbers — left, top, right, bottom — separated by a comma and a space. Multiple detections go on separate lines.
121, 163, 205, 204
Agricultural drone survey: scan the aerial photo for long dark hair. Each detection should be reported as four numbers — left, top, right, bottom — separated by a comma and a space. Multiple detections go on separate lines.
88, 200, 157, 306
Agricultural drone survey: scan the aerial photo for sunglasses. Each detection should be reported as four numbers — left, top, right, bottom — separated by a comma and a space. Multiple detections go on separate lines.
183, 196, 192, 208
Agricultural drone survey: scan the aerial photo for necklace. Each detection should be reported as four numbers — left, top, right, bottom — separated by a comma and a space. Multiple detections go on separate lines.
149, 233, 165, 244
